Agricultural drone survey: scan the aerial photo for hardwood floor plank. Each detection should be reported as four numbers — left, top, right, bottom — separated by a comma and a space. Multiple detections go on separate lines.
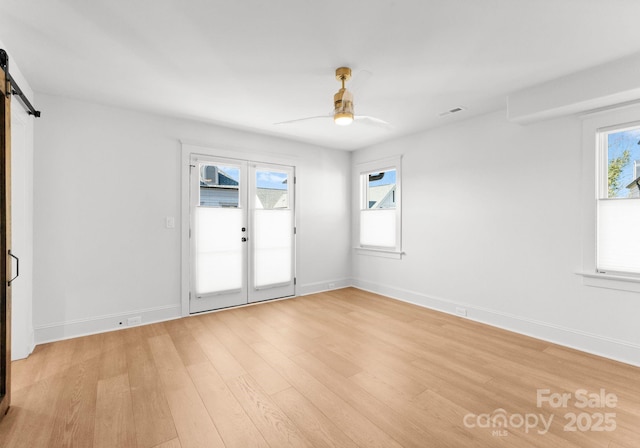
242, 313, 308, 357
307, 347, 362, 378
202, 314, 265, 371
148, 334, 225, 448
271, 386, 360, 448
98, 342, 127, 381
124, 328, 177, 448
226, 374, 312, 448
268, 300, 327, 339
165, 318, 210, 367
73, 333, 105, 364
217, 308, 265, 345
11, 346, 46, 392
47, 357, 101, 447
293, 350, 468, 448
274, 297, 338, 338
202, 313, 291, 395
151, 437, 182, 448
250, 340, 404, 448
93, 373, 137, 448
247, 303, 324, 352
187, 361, 270, 448
184, 315, 247, 380
34, 338, 78, 383
0, 373, 63, 447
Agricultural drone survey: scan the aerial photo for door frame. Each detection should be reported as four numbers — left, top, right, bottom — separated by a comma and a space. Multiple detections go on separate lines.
180, 142, 300, 316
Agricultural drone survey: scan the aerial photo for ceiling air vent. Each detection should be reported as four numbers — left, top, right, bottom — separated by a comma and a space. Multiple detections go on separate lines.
439, 106, 466, 117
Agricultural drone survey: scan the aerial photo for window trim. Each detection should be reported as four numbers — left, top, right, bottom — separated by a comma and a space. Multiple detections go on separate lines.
580, 103, 640, 291
354, 156, 402, 258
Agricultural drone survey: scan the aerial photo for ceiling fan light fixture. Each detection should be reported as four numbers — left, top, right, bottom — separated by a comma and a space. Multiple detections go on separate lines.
274, 66, 389, 129
334, 111, 354, 126
333, 80, 354, 126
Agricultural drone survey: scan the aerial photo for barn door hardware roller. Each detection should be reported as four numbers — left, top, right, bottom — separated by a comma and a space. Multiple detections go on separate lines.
0, 49, 41, 117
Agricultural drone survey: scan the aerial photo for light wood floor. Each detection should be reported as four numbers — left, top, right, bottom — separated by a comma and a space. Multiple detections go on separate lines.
0, 288, 638, 447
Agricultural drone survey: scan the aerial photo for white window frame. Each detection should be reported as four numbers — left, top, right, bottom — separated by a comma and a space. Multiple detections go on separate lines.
354, 156, 402, 259
580, 103, 640, 292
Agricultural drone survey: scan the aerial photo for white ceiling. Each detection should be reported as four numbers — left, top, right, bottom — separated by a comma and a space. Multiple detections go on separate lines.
3, 0, 640, 150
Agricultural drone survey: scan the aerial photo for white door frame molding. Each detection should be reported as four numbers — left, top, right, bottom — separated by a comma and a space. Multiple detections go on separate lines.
180, 142, 300, 316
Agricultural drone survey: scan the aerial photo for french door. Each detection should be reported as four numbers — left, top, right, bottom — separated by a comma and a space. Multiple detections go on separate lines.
189, 155, 295, 313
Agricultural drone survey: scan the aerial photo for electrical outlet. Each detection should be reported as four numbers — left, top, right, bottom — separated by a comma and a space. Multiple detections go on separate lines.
127, 316, 142, 326
455, 307, 467, 317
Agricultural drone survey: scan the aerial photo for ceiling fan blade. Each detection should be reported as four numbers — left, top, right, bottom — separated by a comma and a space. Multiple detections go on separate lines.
355, 115, 392, 129
350, 69, 373, 97
274, 114, 332, 125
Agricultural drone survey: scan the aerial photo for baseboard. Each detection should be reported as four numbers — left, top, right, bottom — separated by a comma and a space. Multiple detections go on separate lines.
30, 280, 639, 367
352, 278, 640, 368
298, 278, 353, 296
31, 278, 349, 345
11, 330, 36, 361
34, 304, 182, 345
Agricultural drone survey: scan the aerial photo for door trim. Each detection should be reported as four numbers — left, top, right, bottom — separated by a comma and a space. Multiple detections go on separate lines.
180, 143, 299, 316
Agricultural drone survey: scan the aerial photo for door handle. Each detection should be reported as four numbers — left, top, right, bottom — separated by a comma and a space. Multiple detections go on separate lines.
8, 250, 19, 287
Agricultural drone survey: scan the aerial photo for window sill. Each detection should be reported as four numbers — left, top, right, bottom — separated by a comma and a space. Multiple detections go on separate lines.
355, 247, 404, 259
577, 271, 640, 293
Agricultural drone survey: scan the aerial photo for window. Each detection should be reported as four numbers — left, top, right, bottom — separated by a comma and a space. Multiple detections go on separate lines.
596, 124, 640, 275
355, 156, 402, 257
255, 168, 289, 209
581, 104, 640, 291
199, 164, 240, 207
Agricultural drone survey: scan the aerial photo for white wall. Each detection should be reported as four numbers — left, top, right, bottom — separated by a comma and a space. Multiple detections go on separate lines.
33, 94, 351, 342
31, 89, 640, 366
1, 40, 36, 360
352, 110, 640, 366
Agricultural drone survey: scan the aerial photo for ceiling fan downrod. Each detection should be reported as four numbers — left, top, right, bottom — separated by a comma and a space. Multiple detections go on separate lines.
334, 67, 354, 125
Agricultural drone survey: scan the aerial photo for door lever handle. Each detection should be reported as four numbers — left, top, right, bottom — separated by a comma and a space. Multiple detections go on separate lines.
8, 250, 19, 287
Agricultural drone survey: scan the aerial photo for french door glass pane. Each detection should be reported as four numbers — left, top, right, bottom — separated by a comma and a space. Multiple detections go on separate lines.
199, 164, 240, 207
255, 169, 289, 209
253, 168, 292, 289
195, 206, 243, 295
254, 209, 292, 288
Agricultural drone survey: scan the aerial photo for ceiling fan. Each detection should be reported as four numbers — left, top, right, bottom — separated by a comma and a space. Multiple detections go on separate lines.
274, 67, 391, 128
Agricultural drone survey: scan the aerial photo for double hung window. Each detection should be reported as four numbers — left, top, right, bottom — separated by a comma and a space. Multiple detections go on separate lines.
355, 156, 402, 257
596, 124, 640, 275
581, 104, 640, 290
